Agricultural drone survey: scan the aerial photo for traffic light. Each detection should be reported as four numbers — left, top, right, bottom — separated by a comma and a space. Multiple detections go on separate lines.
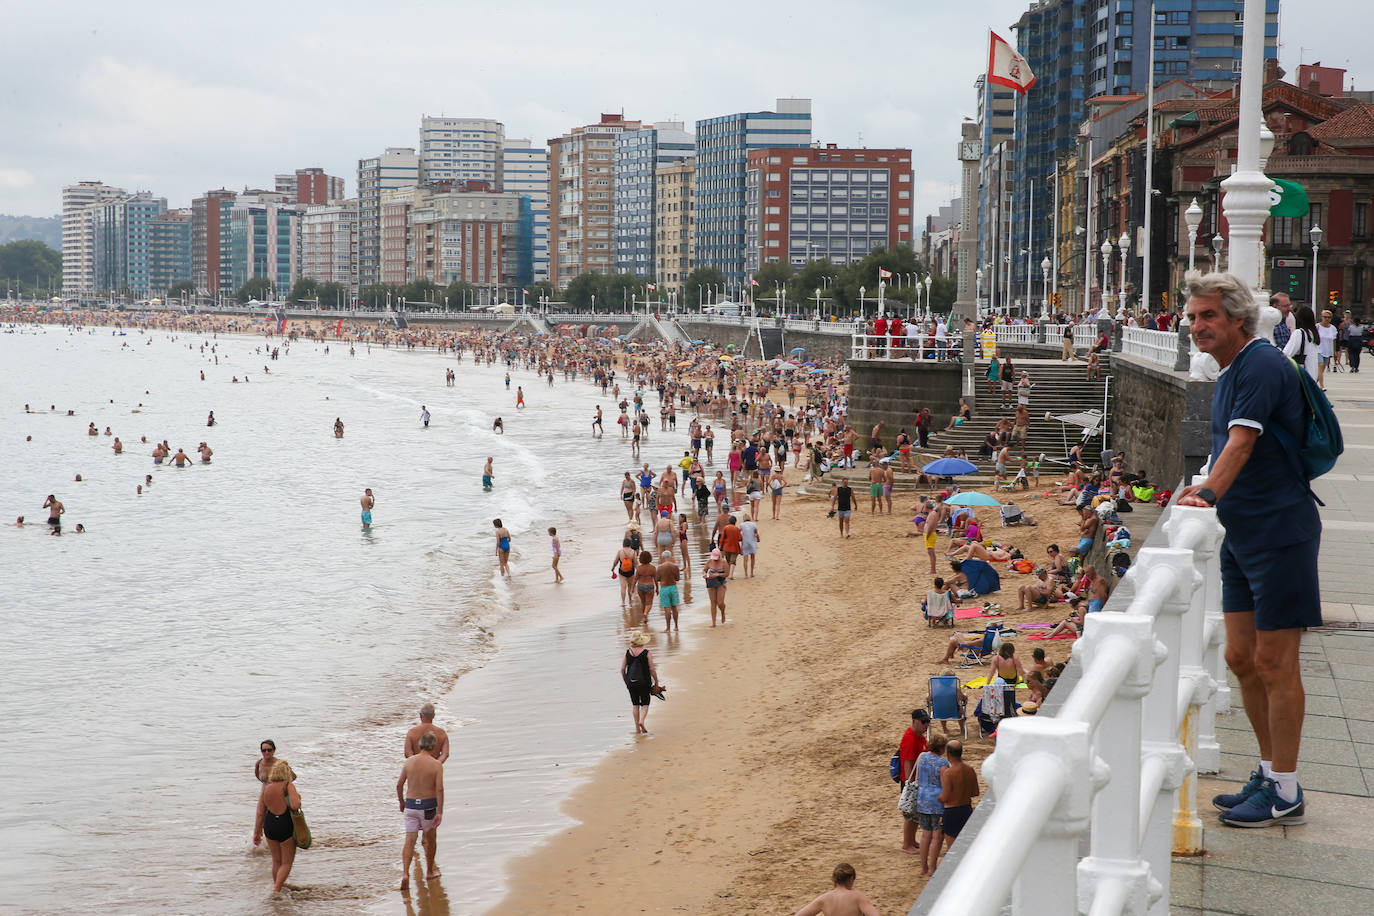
1162, 291, 1169, 309
1330, 290, 1340, 308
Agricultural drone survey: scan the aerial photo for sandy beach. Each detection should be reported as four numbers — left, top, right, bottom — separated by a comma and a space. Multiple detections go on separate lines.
498, 479, 1088, 914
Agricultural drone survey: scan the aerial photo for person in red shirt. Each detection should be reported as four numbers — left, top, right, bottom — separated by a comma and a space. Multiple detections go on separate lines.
719, 515, 744, 579
889, 316, 905, 357
900, 708, 931, 853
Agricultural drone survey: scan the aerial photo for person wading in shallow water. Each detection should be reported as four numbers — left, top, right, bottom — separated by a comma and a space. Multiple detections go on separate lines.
396, 732, 444, 891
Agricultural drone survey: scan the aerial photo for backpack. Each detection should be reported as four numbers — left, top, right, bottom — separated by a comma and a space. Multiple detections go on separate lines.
1232, 340, 1344, 493
889, 752, 902, 783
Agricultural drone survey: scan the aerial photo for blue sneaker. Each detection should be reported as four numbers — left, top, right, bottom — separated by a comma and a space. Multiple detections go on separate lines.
1211, 768, 1265, 812
1218, 778, 1306, 828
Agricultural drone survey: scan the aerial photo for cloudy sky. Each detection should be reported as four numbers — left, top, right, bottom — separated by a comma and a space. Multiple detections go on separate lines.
0, 0, 1364, 224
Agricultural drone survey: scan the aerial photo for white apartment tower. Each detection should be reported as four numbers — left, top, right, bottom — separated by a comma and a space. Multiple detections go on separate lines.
300, 199, 359, 293
502, 138, 551, 282
62, 180, 128, 298
357, 147, 420, 287
420, 117, 505, 187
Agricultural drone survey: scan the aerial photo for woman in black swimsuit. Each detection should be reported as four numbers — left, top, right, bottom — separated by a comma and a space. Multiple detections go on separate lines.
253, 759, 302, 892
703, 548, 729, 627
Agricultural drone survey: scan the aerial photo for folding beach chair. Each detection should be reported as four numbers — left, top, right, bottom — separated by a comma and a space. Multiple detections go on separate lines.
955, 624, 1005, 668
928, 675, 966, 739
1000, 504, 1025, 527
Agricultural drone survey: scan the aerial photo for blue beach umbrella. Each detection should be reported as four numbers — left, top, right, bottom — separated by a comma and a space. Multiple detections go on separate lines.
922, 457, 979, 477
808, 368, 827, 374
790, 346, 806, 354
944, 491, 1003, 507
692, 339, 706, 344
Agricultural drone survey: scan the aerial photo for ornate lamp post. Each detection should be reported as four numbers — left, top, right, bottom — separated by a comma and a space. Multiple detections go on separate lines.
1310, 224, 1323, 307
1185, 198, 1203, 273
1100, 238, 1113, 313
975, 267, 984, 318
1041, 256, 1051, 318
924, 274, 933, 323
1117, 231, 1130, 320
1212, 234, 1225, 273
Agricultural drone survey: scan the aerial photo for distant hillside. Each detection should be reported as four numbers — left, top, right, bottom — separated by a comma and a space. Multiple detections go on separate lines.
0, 215, 61, 249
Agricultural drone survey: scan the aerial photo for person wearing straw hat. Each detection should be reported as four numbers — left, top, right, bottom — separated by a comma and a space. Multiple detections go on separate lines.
620, 631, 660, 734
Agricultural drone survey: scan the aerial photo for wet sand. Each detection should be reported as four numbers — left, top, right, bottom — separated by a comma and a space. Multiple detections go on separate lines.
496, 484, 1088, 914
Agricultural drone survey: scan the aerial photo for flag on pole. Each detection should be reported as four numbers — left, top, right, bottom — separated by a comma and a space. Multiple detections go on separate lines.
1269, 179, 1310, 218
878, 268, 893, 280
988, 31, 1036, 94
750, 278, 759, 287
278, 315, 287, 333
335, 318, 343, 337
646, 283, 657, 290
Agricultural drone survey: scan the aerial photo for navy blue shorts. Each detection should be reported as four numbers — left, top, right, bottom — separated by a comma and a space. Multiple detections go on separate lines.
1219, 536, 1322, 631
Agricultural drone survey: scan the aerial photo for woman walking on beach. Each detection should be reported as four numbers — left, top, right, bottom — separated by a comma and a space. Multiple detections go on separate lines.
915, 734, 949, 877
632, 550, 658, 627
769, 471, 787, 520
619, 472, 637, 520
613, 539, 637, 606
739, 512, 760, 578
253, 759, 302, 893
620, 631, 660, 734
703, 548, 729, 626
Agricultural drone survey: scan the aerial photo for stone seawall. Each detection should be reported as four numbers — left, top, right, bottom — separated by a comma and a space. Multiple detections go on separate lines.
847, 359, 963, 447
1109, 353, 1214, 487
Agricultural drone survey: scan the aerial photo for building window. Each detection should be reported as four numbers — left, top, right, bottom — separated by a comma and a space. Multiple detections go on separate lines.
1355, 202, 1370, 239
1353, 266, 1367, 306
1272, 202, 1322, 247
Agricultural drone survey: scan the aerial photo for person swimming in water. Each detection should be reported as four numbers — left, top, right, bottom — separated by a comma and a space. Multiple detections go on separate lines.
334, 418, 345, 438
492, 417, 503, 434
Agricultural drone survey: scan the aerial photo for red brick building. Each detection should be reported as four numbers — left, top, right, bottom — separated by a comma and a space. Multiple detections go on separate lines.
744, 145, 914, 273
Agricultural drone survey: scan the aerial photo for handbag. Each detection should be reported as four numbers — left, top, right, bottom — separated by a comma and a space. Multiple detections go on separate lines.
287, 784, 312, 849
898, 766, 921, 816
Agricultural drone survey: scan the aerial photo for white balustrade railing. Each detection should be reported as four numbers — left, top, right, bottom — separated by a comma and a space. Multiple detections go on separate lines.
1122, 326, 1178, 367
851, 334, 960, 361
994, 324, 1038, 345
921, 494, 1226, 916
1074, 325, 1099, 348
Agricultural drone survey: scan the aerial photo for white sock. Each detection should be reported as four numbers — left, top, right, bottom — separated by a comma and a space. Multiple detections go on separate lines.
1269, 770, 1299, 803
1259, 759, 1272, 778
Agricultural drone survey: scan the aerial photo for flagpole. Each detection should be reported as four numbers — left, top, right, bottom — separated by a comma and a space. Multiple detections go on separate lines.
1142, 0, 1157, 318
1026, 98, 1034, 319
1085, 127, 1095, 315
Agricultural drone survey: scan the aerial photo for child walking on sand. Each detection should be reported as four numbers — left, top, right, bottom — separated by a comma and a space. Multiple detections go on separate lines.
548, 527, 564, 583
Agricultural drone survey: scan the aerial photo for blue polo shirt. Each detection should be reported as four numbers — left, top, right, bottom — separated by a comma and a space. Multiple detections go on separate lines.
1210, 338, 1320, 550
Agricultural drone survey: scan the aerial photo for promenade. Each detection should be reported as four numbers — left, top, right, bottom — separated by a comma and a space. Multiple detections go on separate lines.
1174, 364, 1374, 914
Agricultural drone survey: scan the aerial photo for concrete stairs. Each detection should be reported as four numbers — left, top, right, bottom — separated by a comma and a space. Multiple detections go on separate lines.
927, 358, 1112, 467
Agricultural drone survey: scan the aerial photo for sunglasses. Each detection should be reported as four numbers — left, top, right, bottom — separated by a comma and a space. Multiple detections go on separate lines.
260, 747, 274, 753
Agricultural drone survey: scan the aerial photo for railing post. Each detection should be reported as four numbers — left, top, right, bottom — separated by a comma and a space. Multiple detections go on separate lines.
1076, 614, 1160, 916
985, 719, 1097, 916
1130, 547, 1197, 914
1164, 506, 1223, 806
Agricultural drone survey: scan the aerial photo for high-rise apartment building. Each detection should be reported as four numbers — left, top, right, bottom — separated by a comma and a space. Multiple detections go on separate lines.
1006, 0, 1279, 300
148, 210, 192, 296
357, 148, 420, 287
744, 146, 914, 274
380, 188, 424, 287
92, 192, 168, 297
300, 200, 359, 292
614, 122, 695, 279
62, 181, 127, 298
276, 168, 346, 205
409, 183, 533, 289
654, 160, 695, 303
975, 74, 1017, 308
420, 117, 505, 186
547, 114, 643, 288
191, 189, 237, 296
228, 191, 301, 294
502, 138, 551, 282
694, 99, 812, 291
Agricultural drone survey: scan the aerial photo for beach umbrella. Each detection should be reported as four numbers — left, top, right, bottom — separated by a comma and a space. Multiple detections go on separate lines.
803, 361, 817, 367
922, 457, 979, 477
808, 367, 826, 374
691, 339, 706, 344
790, 347, 806, 354
676, 360, 693, 367
945, 491, 1003, 507
780, 361, 800, 369
719, 355, 734, 361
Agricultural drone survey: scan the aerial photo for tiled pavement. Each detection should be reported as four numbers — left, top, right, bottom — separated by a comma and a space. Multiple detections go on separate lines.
1172, 364, 1374, 915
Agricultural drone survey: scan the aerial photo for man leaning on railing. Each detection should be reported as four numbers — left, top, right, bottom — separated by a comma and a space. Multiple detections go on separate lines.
1175, 270, 1322, 829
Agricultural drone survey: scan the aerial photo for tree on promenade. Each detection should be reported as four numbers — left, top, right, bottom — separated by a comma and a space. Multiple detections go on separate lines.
0, 240, 62, 295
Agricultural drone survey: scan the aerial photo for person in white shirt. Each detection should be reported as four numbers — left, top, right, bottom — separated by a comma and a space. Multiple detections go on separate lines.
934, 320, 948, 358
1282, 304, 1320, 380
1316, 309, 1339, 389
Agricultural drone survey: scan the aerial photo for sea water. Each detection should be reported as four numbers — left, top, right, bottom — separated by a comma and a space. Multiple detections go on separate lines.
0, 325, 702, 914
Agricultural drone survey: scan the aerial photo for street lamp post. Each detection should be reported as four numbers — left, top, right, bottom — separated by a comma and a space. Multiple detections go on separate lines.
1041, 256, 1051, 318
1101, 238, 1113, 312
1311, 224, 1323, 307
1185, 198, 1203, 273
1212, 234, 1225, 273
858, 285, 866, 323
924, 275, 932, 324
1117, 231, 1130, 320
976, 267, 984, 319
815, 287, 822, 319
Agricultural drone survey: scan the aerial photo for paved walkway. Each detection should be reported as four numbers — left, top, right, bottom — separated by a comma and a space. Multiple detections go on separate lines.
1172, 363, 1374, 915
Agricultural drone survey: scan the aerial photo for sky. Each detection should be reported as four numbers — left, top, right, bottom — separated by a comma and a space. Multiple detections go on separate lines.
0, 0, 1366, 227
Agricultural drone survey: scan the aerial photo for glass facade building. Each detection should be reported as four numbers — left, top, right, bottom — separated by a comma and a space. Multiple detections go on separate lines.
694, 99, 812, 291
614, 123, 695, 279
502, 139, 551, 282
92, 192, 168, 297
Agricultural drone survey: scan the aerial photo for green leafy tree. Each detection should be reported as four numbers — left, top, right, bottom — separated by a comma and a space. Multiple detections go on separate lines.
683, 267, 725, 307
443, 280, 477, 309
399, 279, 440, 306
359, 284, 398, 309
524, 280, 556, 305
563, 273, 601, 310
751, 261, 794, 311
289, 278, 319, 303
166, 280, 196, 300
317, 282, 348, 307
235, 277, 273, 303
0, 240, 62, 295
